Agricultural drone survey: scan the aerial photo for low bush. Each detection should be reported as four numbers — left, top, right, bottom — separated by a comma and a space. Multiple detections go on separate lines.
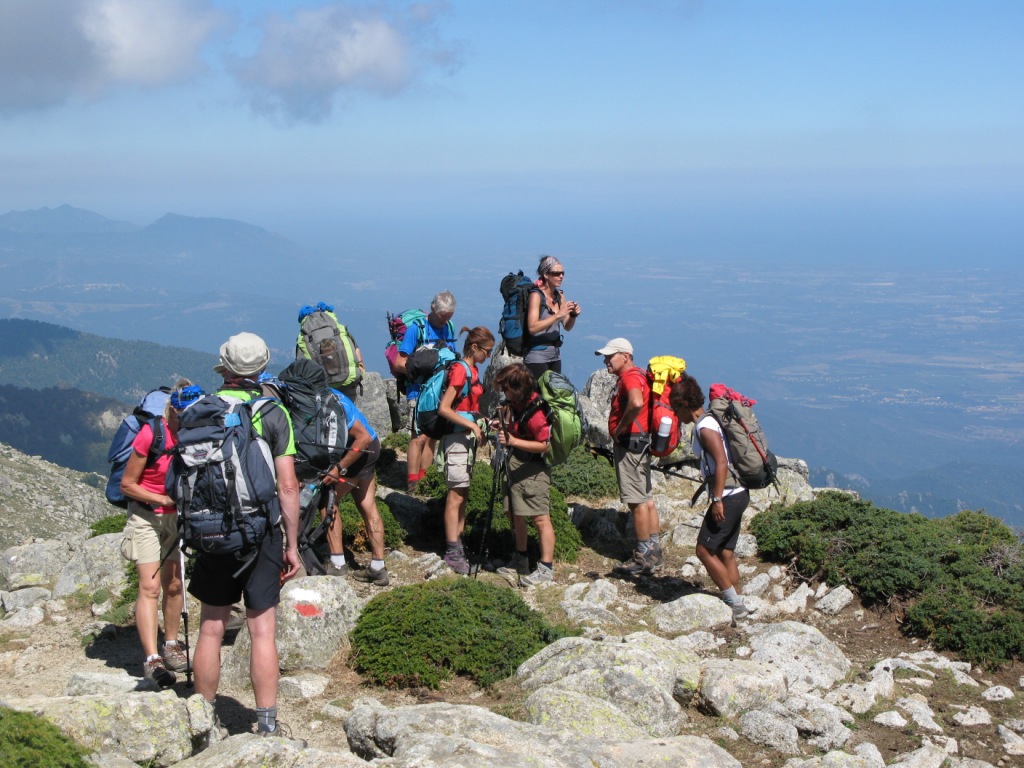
89, 513, 126, 538
551, 446, 619, 500
751, 491, 1024, 666
337, 496, 406, 551
0, 706, 91, 767
381, 432, 410, 453
351, 578, 574, 689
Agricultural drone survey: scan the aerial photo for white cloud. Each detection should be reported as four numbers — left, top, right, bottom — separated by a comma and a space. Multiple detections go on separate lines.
0, 0, 222, 114
232, 2, 462, 124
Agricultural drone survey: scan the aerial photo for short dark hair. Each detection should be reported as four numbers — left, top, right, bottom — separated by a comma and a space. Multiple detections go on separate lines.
493, 362, 536, 406
669, 371, 704, 417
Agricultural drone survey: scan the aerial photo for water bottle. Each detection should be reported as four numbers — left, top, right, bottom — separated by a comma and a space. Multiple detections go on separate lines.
299, 483, 320, 510
652, 415, 674, 454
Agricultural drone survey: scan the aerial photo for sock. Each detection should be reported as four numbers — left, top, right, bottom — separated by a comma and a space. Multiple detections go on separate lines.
146, 654, 161, 663
721, 586, 739, 605
256, 706, 277, 733
636, 539, 651, 555
408, 473, 419, 483
648, 533, 660, 546
370, 559, 385, 571
541, 561, 553, 570
330, 554, 346, 568
416, 469, 427, 481
446, 540, 462, 554
164, 640, 179, 648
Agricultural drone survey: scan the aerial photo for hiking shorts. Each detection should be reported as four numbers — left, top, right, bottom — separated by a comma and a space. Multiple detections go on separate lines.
440, 432, 475, 489
697, 489, 750, 552
346, 436, 381, 482
613, 443, 652, 505
405, 396, 418, 433
503, 453, 551, 518
187, 522, 284, 611
120, 502, 179, 565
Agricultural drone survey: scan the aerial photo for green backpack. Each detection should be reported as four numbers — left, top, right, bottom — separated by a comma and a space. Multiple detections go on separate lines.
530, 370, 584, 466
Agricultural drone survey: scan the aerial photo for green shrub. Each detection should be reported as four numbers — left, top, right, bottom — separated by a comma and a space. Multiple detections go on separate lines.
551, 446, 619, 500
0, 706, 91, 767
337, 496, 406, 551
421, 462, 582, 563
89, 513, 126, 538
382, 432, 410, 452
351, 578, 574, 689
751, 491, 1024, 666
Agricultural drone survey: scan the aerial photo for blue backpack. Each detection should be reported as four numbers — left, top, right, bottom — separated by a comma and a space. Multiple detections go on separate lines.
105, 387, 171, 507
414, 355, 474, 439
498, 271, 536, 356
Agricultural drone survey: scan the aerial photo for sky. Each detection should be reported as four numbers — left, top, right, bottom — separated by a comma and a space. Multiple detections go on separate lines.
1, 0, 1022, 265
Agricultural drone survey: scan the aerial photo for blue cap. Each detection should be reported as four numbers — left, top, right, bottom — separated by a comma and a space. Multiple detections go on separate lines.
171, 385, 203, 411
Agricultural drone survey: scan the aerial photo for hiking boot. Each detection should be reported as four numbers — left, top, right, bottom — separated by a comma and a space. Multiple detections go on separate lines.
143, 657, 176, 688
613, 550, 652, 577
520, 563, 554, 587
352, 565, 390, 587
257, 721, 307, 749
325, 561, 349, 578
496, 554, 530, 587
407, 480, 420, 495
731, 601, 756, 621
162, 642, 189, 672
646, 544, 664, 574
443, 549, 471, 576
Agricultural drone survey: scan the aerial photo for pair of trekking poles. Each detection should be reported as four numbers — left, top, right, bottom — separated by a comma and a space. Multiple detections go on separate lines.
472, 396, 516, 577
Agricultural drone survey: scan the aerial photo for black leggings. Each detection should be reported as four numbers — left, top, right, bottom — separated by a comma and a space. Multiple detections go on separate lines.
525, 359, 561, 380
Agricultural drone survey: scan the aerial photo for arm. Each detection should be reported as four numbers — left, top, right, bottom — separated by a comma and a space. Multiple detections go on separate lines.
699, 424, 730, 523
120, 450, 173, 509
526, 290, 571, 335
324, 419, 372, 483
613, 384, 646, 440
438, 378, 483, 442
275, 455, 302, 581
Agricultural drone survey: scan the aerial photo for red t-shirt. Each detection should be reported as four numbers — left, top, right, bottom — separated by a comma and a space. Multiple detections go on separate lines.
130, 420, 177, 514
446, 361, 483, 412
608, 366, 649, 437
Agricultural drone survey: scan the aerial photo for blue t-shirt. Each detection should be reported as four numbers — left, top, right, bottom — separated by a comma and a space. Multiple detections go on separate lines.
398, 318, 457, 398
332, 389, 378, 443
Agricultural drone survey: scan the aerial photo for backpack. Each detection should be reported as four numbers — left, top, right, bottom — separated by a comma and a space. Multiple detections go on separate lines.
167, 394, 280, 557
498, 271, 537, 356
105, 387, 171, 507
645, 356, 686, 458
278, 359, 350, 482
532, 370, 584, 466
414, 358, 474, 439
296, 303, 362, 389
707, 383, 778, 489
384, 309, 456, 391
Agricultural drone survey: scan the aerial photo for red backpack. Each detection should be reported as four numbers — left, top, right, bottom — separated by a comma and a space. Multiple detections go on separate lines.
645, 356, 686, 457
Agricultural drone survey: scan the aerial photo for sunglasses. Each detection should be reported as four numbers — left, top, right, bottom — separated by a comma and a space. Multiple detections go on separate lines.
547, 271, 565, 277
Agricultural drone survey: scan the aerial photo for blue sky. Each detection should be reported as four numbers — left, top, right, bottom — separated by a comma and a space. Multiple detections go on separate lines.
1, 0, 1021, 264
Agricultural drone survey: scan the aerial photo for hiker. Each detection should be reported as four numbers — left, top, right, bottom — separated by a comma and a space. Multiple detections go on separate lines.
295, 302, 365, 400
596, 337, 663, 576
492, 362, 556, 587
669, 372, 754, 620
188, 332, 303, 741
119, 379, 195, 688
524, 255, 580, 379
393, 290, 458, 493
436, 326, 493, 575
322, 389, 389, 586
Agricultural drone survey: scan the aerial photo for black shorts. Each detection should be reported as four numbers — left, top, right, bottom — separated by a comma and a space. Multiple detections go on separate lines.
697, 490, 749, 552
187, 521, 283, 611
347, 437, 381, 482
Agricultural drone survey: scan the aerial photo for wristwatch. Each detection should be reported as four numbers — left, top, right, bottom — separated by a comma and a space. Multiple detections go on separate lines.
710, 495, 723, 504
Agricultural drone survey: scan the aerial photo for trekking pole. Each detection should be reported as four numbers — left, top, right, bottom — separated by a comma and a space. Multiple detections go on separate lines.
473, 427, 501, 578
178, 543, 192, 688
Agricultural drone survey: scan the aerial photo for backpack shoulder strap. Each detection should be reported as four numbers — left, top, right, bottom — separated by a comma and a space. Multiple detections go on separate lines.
146, 418, 166, 466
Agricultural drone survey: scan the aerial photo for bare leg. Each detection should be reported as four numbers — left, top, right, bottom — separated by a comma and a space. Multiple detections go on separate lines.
533, 514, 555, 563
135, 561, 162, 658
696, 543, 735, 591
246, 606, 279, 709
629, 499, 660, 541
160, 555, 183, 641
444, 487, 468, 543
353, 477, 385, 560
193, 603, 229, 701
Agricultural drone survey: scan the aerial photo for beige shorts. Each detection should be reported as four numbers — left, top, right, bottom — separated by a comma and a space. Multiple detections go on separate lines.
406, 396, 418, 432
120, 502, 180, 565
441, 432, 475, 489
503, 453, 551, 518
613, 443, 652, 505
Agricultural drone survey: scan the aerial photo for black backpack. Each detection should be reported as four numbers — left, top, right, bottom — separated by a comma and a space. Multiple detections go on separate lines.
278, 359, 350, 481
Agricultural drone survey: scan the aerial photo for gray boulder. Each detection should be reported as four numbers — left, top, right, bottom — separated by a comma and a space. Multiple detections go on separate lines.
53, 533, 127, 598
740, 706, 802, 753
698, 659, 788, 717
579, 370, 616, 448
3, 692, 215, 766
747, 620, 851, 693
173, 733, 366, 767
349, 371, 392, 439
1, 585, 51, 612
653, 592, 733, 634
0, 539, 75, 590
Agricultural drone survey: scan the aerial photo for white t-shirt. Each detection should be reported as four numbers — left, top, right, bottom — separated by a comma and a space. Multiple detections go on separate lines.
692, 414, 744, 496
